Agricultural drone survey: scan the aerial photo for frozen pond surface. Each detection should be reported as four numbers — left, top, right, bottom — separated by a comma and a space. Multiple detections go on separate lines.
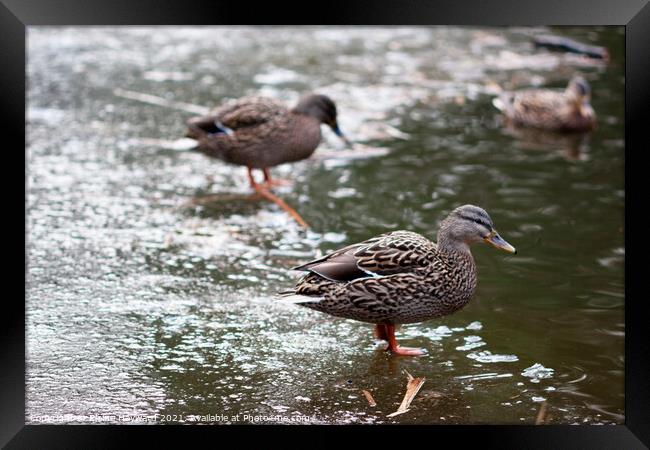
27, 26, 624, 424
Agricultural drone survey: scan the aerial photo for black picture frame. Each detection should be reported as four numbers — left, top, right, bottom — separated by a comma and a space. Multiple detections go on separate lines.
4, 0, 648, 447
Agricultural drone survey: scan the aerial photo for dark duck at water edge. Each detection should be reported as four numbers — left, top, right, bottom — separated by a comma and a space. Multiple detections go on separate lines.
279, 205, 516, 356
492, 75, 596, 132
185, 94, 351, 190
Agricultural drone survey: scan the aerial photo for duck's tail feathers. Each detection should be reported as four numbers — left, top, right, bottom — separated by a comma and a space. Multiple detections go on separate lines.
275, 290, 323, 304
166, 137, 200, 152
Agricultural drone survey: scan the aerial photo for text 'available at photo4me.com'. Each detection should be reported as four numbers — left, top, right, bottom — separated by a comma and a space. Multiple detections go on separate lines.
29, 413, 315, 424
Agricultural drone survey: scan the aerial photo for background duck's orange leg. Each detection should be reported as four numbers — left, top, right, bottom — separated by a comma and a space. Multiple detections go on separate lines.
247, 167, 259, 189
248, 167, 309, 229
385, 324, 427, 356
262, 168, 292, 187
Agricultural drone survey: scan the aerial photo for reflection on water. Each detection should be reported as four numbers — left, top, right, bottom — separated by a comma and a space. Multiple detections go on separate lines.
26, 26, 624, 425
502, 125, 592, 162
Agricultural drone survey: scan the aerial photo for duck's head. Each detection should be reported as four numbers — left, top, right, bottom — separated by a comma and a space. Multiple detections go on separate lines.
293, 94, 351, 146
566, 76, 595, 119
437, 205, 516, 254
567, 75, 591, 98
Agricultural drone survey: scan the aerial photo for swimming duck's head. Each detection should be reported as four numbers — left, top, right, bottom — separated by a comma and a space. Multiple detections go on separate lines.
567, 75, 591, 98
567, 76, 596, 119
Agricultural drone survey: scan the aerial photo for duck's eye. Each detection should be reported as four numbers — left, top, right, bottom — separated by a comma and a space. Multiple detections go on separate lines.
481, 229, 496, 239
472, 218, 491, 230
458, 214, 491, 230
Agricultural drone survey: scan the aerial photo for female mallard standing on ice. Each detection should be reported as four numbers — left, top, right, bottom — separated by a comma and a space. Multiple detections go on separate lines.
185, 94, 350, 227
186, 94, 350, 189
280, 205, 516, 356
493, 75, 596, 131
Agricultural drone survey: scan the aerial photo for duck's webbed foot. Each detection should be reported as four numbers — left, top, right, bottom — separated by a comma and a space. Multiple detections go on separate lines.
388, 345, 428, 357
247, 167, 309, 229
383, 323, 427, 357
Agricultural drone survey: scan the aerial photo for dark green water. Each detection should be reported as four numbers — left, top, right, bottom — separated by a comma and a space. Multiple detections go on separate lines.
27, 26, 624, 424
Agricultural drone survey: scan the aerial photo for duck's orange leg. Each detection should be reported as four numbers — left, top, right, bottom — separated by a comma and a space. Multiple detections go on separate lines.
247, 167, 309, 229
374, 324, 389, 341
247, 167, 260, 190
384, 324, 427, 356
262, 168, 292, 187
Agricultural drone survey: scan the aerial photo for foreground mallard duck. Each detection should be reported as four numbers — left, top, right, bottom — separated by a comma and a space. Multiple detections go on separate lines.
280, 205, 516, 356
492, 75, 596, 131
186, 94, 350, 189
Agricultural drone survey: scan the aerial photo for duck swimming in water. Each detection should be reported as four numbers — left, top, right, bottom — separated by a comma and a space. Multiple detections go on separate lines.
280, 205, 516, 356
493, 75, 596, 132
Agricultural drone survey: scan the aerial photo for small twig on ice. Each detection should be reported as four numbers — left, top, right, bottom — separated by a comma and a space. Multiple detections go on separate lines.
535, 401, 548, 425
362, 389, 377, 407
387, 370, 426, 418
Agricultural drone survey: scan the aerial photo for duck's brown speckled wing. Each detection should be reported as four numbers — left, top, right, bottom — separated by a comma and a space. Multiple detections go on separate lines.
186, 96, 287, 139
498, 90, 566, 126
293, 230, 437, 282
214, 96, 288, 130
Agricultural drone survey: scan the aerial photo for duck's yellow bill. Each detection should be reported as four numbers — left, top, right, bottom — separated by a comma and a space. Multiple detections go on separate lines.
484, 232, 517, 254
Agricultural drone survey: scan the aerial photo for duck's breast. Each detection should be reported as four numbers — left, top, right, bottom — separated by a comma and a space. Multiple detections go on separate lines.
264, 115, 322, 167
224, 115, 322, 168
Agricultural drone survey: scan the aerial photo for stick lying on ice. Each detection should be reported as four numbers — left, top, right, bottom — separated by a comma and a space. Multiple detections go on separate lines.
362, 389, 377, 407
114, 88, 210, 115
535, 401, 548, 425
387, 370, 426, 418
